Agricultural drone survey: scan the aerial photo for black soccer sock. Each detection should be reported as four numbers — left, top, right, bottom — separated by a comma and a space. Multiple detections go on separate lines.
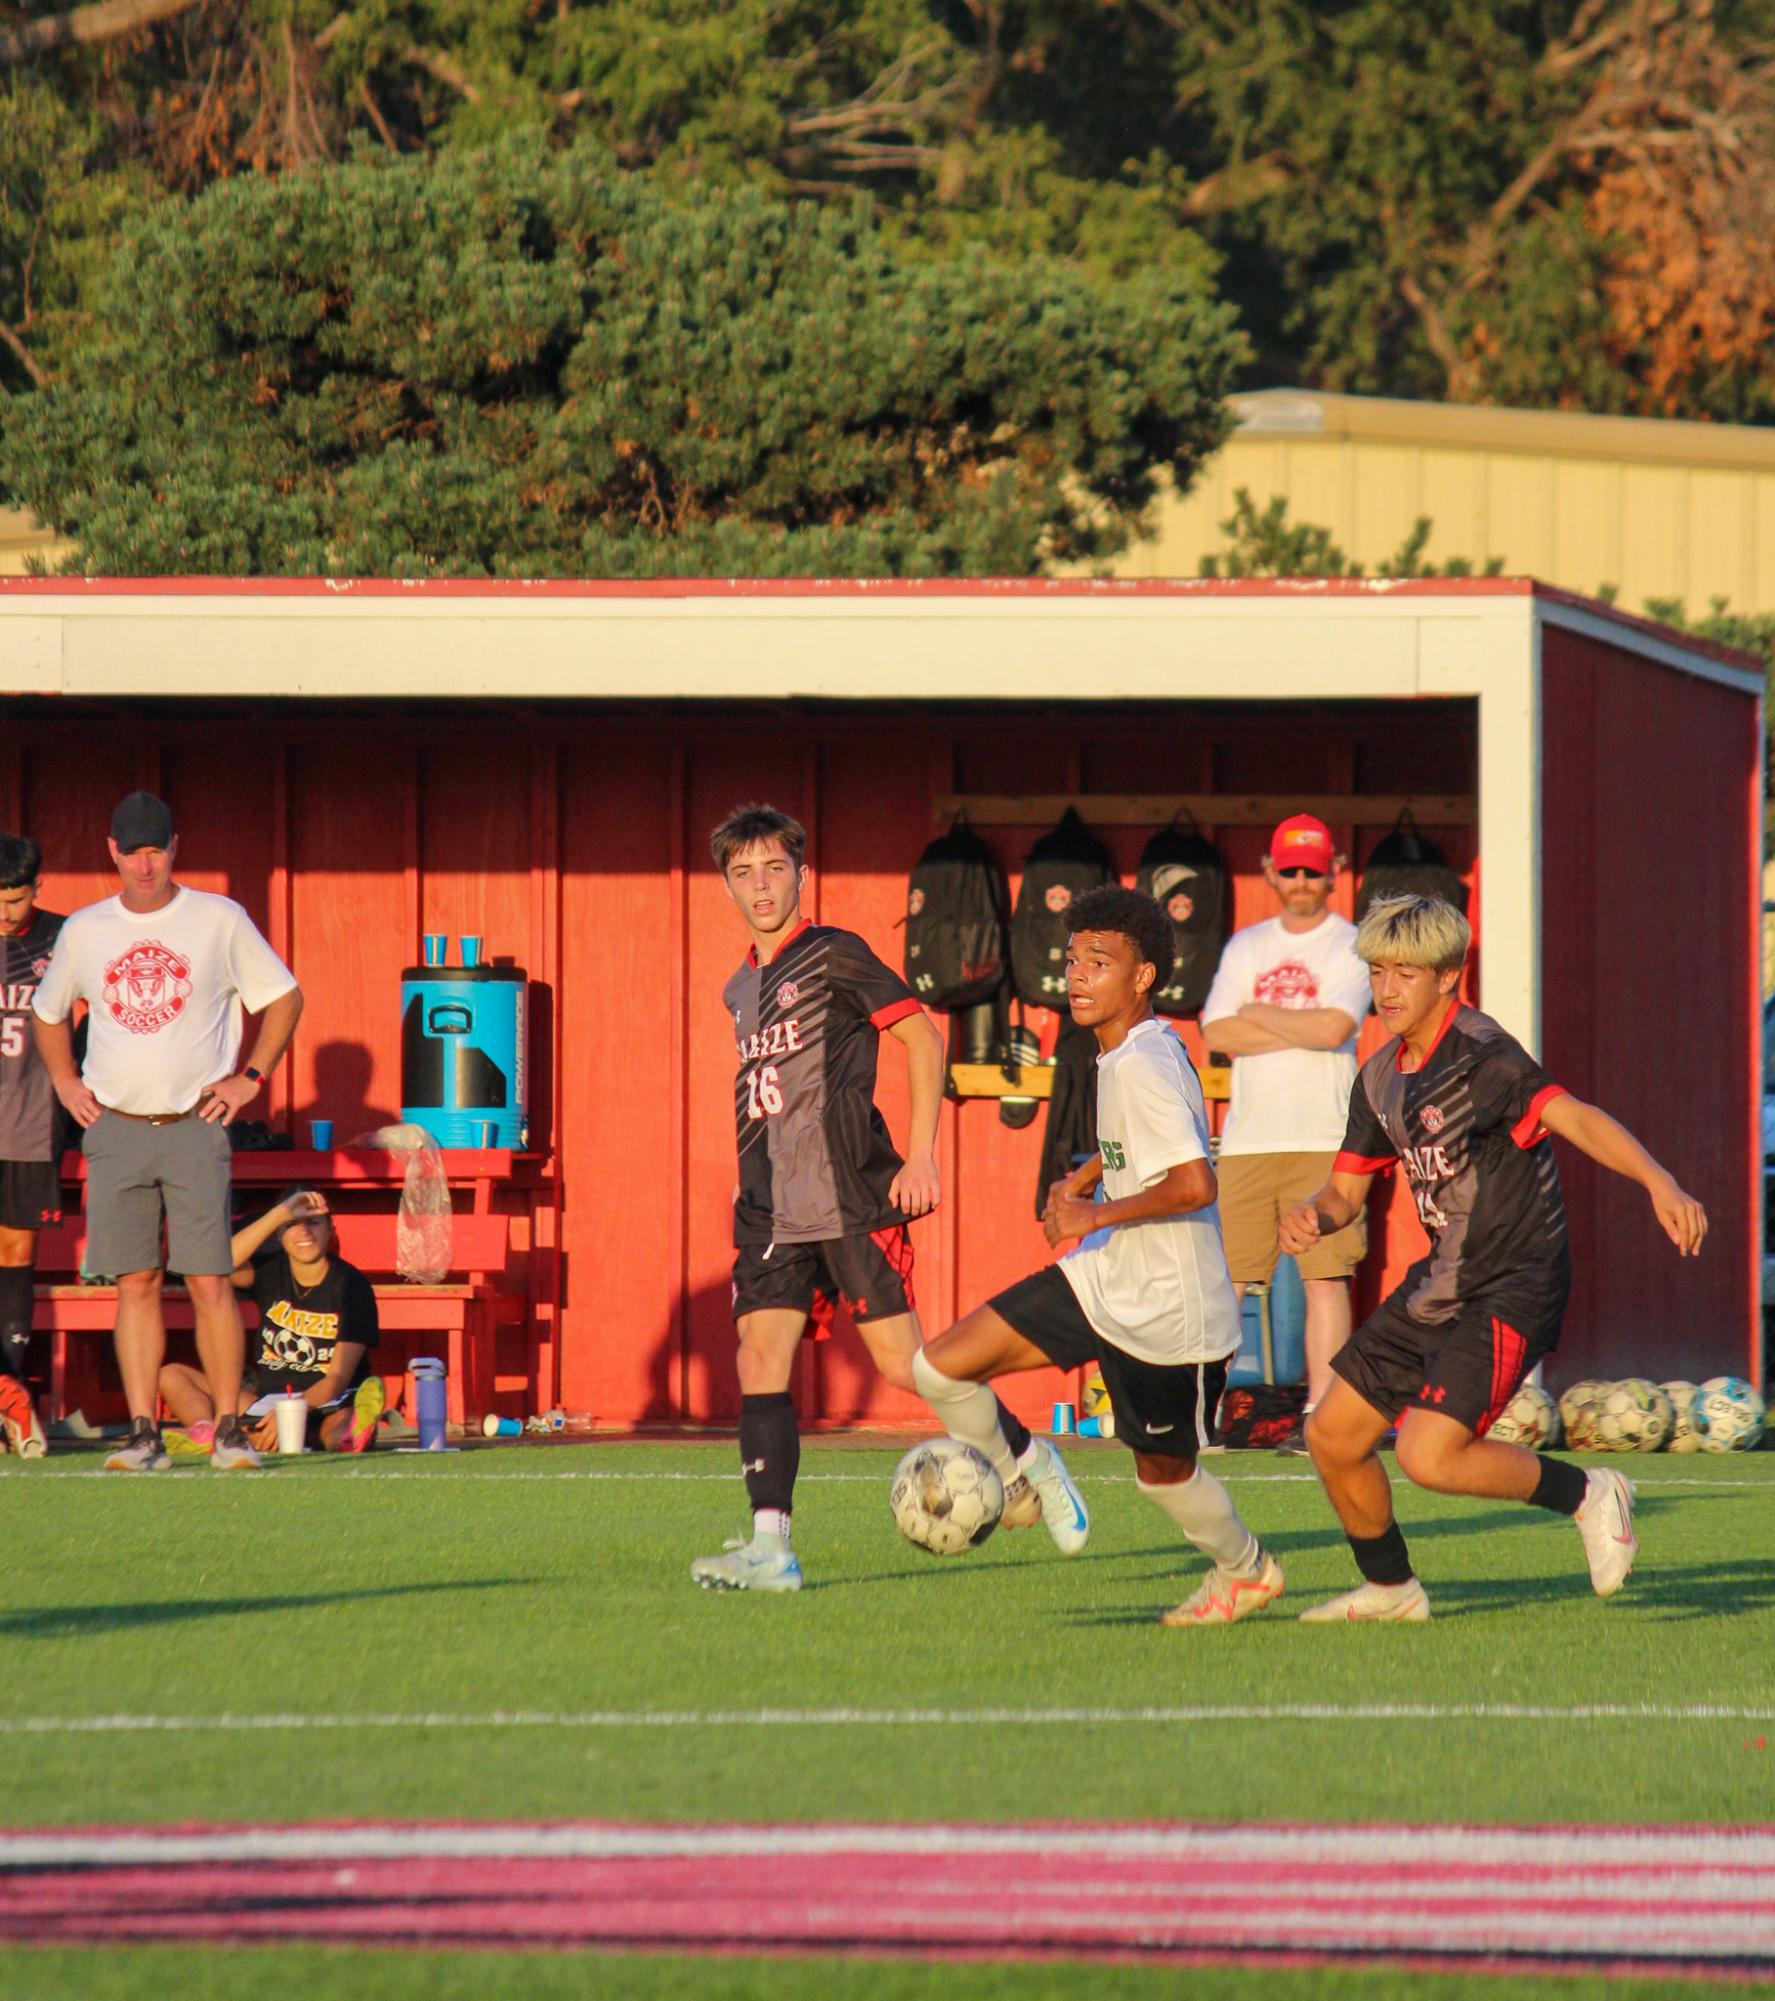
0, 1265, 32, 1380
1348, 1522, 1415, 1587
739, 1391, 800, 1520
1528, 1454, 1588, 1517
995, 1396, 1032, 1464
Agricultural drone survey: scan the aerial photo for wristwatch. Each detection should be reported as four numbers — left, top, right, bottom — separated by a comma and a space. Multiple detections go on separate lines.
243, 1065, 264, 1084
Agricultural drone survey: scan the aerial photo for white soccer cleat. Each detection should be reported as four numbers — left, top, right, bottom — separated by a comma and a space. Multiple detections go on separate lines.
1575, 1467, 1637, 1598
1022, 1436, 1089, 1556
1298, 1577, 1431, 1623
1161, 1550, 1285, 1627
690, 1537, 804, 1594
998, 1474, 1042, 1530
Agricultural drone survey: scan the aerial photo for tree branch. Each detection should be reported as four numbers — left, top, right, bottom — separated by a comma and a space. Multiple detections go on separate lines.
0, 322, 50, 389
0, 0, 201, 62
403, 44, 481, 103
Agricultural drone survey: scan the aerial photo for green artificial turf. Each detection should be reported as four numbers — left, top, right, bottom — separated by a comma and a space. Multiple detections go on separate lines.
1, 1439, 1770, 1830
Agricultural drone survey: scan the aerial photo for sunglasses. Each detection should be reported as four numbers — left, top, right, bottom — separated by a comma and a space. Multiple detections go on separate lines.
1275, 866, 1328, 881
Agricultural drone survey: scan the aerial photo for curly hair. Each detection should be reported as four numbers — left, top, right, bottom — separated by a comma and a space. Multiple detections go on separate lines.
1066, 884, 1174, 987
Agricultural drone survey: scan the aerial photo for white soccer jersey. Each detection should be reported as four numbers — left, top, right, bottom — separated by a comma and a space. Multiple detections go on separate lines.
1060, 1017, 1241, 1366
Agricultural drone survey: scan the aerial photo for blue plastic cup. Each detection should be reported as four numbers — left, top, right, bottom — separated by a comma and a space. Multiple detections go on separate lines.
459, 935, 482, 968
308, 1119, 333, 1151
422, 933, 447, 967
1051, 1401, 1076, 1436
482, 1414, 522, 1439
473, 1119, 497, 1149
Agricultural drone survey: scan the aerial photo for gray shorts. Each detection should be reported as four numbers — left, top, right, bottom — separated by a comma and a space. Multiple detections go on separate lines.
82, 1111, 234, 1277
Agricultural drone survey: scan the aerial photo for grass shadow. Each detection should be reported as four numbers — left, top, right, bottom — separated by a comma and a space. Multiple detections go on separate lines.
0, 1577, 530, 1640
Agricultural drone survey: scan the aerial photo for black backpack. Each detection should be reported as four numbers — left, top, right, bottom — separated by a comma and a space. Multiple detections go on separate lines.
1011, 809, 1114, 1008
1135, 818, 1226, 1016
902, 816, 1008, 1011
1356, 809, 1470, 919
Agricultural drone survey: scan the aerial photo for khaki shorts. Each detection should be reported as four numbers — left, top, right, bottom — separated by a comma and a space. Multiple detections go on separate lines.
1217, 1150, 1366, 1284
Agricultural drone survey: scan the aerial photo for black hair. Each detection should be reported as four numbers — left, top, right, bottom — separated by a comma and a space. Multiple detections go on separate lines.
710, 803, 807, 874
1067, 884, 1174, 987
0, 833, 42, 891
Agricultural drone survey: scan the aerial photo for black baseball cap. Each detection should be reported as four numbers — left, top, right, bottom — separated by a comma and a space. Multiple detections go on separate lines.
110, 791, 174, 852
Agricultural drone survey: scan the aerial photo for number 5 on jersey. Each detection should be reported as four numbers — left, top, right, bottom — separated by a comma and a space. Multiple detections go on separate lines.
745, 1063, 783, 1119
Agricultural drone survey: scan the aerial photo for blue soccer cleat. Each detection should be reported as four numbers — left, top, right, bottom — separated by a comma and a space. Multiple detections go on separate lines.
690, 1537, 804, 1593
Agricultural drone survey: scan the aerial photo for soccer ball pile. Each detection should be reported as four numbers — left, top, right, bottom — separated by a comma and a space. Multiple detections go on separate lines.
1487, 1382, 1559, 1449
888, 1438, 1005, 1555
1554, 1375, 1765, 1452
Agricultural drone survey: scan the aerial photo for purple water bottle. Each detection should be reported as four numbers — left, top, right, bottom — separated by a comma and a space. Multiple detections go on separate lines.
411, 1357, 448, 1450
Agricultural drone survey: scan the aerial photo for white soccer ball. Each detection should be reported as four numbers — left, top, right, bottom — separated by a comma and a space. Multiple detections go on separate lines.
1557, 1380, 1609, 1450
1661, 1381, 1702, 1453
1691, 1376, 1767, 1454
1591, 1379, 1674, 1453
889, 1438, 1005, 1556
1487, 1382, 1559, 1449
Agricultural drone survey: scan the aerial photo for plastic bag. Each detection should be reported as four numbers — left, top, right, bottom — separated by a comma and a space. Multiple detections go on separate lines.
351, 1123, 454, 1284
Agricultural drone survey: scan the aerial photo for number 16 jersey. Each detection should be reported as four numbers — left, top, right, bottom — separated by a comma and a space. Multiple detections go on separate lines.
725, 921, 925, 1246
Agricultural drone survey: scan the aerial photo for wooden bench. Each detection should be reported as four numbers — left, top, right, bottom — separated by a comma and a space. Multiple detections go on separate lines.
30, 1209, 518, 1429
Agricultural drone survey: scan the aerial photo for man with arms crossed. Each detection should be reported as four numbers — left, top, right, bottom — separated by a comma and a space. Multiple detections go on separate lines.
1282, 894, 1707, 1621
914, 886, 1284, 1626
0, 833, 61, 1456
1201, 813, 1371, 1452
32, 792, 303, 1473
692, 804, 1054, 1593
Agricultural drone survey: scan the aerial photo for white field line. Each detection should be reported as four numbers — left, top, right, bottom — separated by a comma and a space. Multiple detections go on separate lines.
0, 1701, 1771, 1739
3, 1818, 1774, 1870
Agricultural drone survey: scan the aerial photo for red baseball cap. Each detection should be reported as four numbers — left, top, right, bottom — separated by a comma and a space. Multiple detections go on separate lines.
1269, 814, 1335, 873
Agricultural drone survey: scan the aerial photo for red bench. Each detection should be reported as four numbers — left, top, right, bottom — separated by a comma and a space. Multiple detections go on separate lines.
30, 1210, 517, 1429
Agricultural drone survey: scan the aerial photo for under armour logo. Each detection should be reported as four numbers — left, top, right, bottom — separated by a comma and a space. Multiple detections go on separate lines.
742, 1458, 765, 1474
1419, 1384, 1447, 1405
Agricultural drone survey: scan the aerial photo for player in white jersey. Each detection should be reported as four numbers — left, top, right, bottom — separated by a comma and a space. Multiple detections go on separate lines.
913, 887, 1285, 1624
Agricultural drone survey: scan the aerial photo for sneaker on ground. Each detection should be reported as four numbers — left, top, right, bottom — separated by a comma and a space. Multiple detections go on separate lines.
0, 1376, 46, 1459
1575, 1467, 1637, 1598
209, 1414, 264, 1472
999, 1474, 1042, 1530
1161, 1549, 1286, 1627
1298, 1576, 1431, 1623
104, 1417, 171, 1473
341, 1376, 387, 1455
164, 1423, 215, 1460
1274, 1419, 1311, 1458
1022, 1436, 1089, 1556
690, 1537, 803, 1593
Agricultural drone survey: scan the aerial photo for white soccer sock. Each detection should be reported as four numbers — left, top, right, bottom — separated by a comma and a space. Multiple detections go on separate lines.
1138, 1467, 1261, 1575
753, 1509, 791, 1545
910, 1349, 1021, 1485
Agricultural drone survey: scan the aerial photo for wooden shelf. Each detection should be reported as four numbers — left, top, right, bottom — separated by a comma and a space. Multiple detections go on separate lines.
949, 1062, 1056, 1100
933, 793, 1474, 827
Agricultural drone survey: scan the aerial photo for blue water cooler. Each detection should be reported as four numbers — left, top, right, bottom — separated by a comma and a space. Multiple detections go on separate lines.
400, 966, 529, 1149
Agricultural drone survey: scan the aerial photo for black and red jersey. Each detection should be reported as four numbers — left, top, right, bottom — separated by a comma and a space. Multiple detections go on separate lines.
0, 909, 64, 1163
724, 921, 924, 1246
1336, 1003, 1571, 1323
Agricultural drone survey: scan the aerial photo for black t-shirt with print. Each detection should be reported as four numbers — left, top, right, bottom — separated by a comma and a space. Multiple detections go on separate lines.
247, 1250, 379, 1394
1335, 1003, 1571, 1324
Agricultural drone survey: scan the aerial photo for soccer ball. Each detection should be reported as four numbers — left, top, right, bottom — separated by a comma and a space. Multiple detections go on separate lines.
1691, 1376, 1767, 1454
1661, 1381, 1702, 1453
1557, 1380, 1609, 1450
889, 1439, 1005, 1555
1487, 1382, 1559, 1449
1591, 1378, 1674, 1452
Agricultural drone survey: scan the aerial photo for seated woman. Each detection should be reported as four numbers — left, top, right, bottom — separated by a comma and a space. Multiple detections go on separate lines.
161, 1189, 384, 1454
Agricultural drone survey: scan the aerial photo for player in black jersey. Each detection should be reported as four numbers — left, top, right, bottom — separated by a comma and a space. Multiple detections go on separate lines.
1280, 895, 1707, 1622
0, 834, 61, 1457
691, 804, 1039, 1593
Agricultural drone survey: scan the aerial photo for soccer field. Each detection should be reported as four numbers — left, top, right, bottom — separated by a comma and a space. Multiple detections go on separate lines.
4, 1437, 1773, 1995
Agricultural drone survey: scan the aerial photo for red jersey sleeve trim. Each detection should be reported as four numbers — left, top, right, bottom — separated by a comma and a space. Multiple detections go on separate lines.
1511, 1084, 1568, 1149
1333, 1150, 1394, 1176
870, 997, 924, 1032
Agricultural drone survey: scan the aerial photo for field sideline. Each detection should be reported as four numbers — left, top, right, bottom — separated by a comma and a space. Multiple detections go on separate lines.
3, 1438, 1771, 1993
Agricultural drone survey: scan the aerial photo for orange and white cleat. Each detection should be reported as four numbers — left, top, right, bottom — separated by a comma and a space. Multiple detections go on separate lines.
0, 1375, 46, 1459
1161, 1549, 1285, 1626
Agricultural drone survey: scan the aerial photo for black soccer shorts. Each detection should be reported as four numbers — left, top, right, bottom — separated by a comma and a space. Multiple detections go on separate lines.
731, 1225, 916, 1333
988, 1264, 1226, 1461
0, 1160, 62, 1234
1332, 1290, 1564, 1435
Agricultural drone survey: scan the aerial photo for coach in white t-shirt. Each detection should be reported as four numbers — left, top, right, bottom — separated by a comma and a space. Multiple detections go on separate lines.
1201, 813, 1371, 1451
32, 792, 303, 1473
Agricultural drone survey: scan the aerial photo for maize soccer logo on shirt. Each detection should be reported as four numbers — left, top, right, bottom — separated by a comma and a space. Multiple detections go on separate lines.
102, 940, 193, 1035
1254, 960, 1319, 1008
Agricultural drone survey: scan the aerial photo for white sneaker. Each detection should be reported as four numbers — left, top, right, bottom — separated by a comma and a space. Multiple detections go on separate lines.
1021, 1436, 1089, 1556
1575, 1468, 1637, 1597
104, 1419, 171, 1473
999, 1474, 1042, 1530
1161, 1550, 1285, 1626
209, 1415, 263, 1471
690, 1537, 804, 1593
1298, 1576, 1431, 1622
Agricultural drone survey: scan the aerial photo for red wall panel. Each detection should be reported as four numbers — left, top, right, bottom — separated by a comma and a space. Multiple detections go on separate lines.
1539, 629, 1758, 1383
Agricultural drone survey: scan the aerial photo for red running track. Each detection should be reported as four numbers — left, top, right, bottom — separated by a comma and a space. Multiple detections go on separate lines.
3, 1821, 1773, 1976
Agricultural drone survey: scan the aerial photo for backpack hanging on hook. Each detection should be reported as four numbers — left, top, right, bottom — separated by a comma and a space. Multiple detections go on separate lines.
1356, 808, 1469, 919
1010, 808, 1114, 1008
1135, 814, 1226, 1016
